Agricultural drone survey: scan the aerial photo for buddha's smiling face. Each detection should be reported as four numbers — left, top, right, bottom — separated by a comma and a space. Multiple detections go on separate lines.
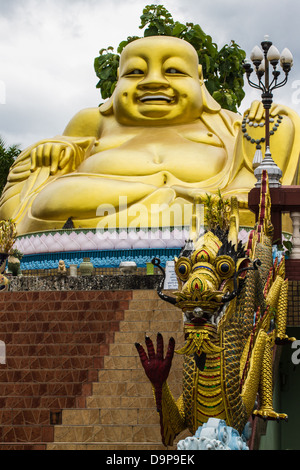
113, 36, 204, 126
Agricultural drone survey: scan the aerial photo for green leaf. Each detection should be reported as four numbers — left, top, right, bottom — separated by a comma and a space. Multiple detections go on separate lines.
171, 21, 187, 37
204, 54, 210, 73
225, 92, 234, 107
212, 90, 223, 102
144, 25, 159, 36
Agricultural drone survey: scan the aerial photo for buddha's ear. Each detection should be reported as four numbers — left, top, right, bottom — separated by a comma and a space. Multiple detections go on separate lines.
99, 68, 120, 116
198, 64, 221, 114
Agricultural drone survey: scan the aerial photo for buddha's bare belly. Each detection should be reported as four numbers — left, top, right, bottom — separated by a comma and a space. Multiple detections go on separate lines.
77, 137, 226, 183
31, 132, 227, 221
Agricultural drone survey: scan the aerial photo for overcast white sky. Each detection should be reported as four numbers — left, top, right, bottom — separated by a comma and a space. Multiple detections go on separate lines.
0, 0, 300, 150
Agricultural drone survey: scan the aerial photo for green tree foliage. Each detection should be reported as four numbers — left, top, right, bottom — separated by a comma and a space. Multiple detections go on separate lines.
0, 137, 21, 195
94, 4, 246, 112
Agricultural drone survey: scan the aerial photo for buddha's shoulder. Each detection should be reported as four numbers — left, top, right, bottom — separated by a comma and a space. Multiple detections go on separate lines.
63, 107, 102, 138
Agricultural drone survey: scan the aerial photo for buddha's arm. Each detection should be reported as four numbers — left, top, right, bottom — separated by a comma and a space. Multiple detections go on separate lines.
236, 101, 300, 186
0, 107, 102, 222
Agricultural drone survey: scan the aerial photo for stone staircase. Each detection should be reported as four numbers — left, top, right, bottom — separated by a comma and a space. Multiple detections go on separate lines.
0, 289, 132, 450
47, 290, 190, 450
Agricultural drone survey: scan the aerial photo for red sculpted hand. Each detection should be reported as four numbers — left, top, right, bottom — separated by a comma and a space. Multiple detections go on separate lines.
135, 333, 175, 412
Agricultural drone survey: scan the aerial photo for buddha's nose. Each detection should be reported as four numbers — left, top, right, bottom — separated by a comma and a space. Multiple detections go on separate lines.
137, 72, 169, 89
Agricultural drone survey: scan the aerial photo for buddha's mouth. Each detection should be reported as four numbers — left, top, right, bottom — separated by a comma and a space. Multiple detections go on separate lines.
139, 94, 174, 104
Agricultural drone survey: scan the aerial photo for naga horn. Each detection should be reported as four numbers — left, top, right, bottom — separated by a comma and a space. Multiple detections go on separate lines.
151, 257, 177, 305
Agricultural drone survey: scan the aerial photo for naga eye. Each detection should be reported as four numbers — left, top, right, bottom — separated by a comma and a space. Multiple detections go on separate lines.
214, 256, 235, 279
175, 257, 192, 282
220, 263, 230, 273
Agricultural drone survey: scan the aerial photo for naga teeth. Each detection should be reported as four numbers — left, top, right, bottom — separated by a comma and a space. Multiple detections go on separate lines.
183, 302, 229, 326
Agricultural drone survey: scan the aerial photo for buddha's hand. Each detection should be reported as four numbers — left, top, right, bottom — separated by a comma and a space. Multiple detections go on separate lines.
28, 137, 96, 176
245, 100, 288, 122
29, 139, 86, 176
135, 333, 175, 412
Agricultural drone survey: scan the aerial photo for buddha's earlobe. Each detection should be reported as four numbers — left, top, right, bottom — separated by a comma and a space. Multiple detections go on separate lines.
99, 95, 114, 115
198, 65, 221, 114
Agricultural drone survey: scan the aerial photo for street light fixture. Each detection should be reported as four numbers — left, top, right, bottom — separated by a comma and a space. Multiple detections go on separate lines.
243, 35, 293, 187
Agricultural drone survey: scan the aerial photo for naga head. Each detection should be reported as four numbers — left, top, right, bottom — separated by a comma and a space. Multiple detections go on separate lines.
173, 230, 251, 329
153, 196, 259, 333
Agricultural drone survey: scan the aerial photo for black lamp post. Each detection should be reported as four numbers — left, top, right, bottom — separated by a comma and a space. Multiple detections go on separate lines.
243, 36, 293, 186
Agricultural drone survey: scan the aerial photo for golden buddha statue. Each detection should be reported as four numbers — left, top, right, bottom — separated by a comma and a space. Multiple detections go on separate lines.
1, 35, 300, 235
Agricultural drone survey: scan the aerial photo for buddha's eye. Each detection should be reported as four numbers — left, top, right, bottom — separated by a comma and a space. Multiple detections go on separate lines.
166, 68, 184, 74
126, 69, 144, 75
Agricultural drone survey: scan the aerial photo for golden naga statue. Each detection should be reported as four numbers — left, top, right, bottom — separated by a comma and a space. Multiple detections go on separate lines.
1, 35, 300, 235
136, 170, 295, 447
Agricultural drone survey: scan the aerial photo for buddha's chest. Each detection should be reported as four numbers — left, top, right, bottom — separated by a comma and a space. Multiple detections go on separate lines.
79, 130, 227, 183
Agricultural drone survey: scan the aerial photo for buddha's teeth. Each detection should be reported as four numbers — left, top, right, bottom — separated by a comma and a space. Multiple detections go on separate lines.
140, 95, 172, 102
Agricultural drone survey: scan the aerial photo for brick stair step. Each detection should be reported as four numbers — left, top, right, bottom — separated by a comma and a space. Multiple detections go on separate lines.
46, 442, 168, 450
0, 293, 131, 304
0, 444, 47, 450
0, 369, 93, 382
2, 424, 54, 443
99, 408, 159, 426
0, 408, 51, 425
59, 406, 159, 427
0, 290, 126, 299
53, 423, 162, 443
2, 355, 104, 369
2, 396, 78, 409
132, 291, 160, 299
0, 332, 108, 344
0, 312, 121, 325
86, 396, 157, 409
0, 382, 87, 396
5, 345, 103, 356
91, 381, 182, 398
61, 409, 100, 426
0, 318, 123, 332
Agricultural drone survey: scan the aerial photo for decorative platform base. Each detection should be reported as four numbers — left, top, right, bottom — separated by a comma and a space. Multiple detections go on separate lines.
15, 227, 253, 271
